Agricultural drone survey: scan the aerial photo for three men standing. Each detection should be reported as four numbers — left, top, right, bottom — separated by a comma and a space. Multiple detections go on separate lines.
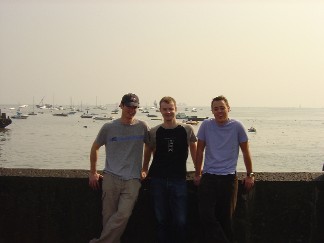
89, 94, 254, 243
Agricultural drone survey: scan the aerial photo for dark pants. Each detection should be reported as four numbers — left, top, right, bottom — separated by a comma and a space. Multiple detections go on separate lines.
150, 177, 188, 243
198, 173, 238, 243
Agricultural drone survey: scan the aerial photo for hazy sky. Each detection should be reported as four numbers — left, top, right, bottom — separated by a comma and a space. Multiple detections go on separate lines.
1, 0, 324, 107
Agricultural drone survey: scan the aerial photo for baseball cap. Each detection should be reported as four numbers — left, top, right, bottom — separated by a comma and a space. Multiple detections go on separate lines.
121, 93, 139, 107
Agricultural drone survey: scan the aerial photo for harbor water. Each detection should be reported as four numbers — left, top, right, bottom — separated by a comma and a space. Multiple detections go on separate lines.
0, 105, 323, 172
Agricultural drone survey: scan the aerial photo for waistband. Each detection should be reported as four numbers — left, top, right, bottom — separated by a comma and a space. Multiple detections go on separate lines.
103, 171, 139, 181
202, 172, 237, 179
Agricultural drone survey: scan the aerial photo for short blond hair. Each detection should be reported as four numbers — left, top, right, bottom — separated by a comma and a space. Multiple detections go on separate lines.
159, 96, 177, 107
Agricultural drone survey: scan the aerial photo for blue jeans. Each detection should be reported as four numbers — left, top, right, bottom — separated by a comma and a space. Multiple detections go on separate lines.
150, 178, 188, 243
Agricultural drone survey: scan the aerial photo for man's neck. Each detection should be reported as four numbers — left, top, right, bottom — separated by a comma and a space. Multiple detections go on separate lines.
162, 119, 177, 129
120, 117, 135, 125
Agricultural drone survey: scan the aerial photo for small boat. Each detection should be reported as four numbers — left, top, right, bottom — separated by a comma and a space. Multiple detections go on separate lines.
52, 113, 68, 117
93, 115, 114, 120
111, 107, 119, 114
248, 127, 256, 133
0, 109, 12, 128
81, 113, 93, 118
147, 114, 158, 117
184, 120, 199, 125
11, 109, 29, 119
81, 110, 94, 118
28, 112, 37, 116
186, 115, 208, 121
37, 104, 52, 109
176, 113, 188, 119
191, 108, 197, 112
29, 98, 37, 115
153, 100, 158, 109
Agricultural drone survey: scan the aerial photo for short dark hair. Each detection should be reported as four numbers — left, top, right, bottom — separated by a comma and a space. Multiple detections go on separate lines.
211, 95, 229, 108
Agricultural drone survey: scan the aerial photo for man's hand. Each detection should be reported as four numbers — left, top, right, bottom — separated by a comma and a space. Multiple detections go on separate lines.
242, 175, 255, 192
194, 174, 201, 186
141, 169, 148, 181
89, 172, 103, 190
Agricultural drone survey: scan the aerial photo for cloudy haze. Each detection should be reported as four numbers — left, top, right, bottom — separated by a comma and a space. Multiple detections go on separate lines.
1, 0, 324, 108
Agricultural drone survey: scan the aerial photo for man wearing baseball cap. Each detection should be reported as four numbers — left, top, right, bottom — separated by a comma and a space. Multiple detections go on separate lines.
120, 93, 140, 107
89, 93, 150, 243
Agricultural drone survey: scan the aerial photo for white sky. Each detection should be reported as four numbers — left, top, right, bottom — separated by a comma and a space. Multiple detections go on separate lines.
1, 0, 324, 107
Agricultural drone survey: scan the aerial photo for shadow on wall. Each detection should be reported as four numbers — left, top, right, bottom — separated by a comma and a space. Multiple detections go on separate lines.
0, 169, 323, 243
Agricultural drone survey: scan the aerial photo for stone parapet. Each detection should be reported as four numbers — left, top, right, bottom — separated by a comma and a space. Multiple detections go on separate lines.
0, 168, 323, 243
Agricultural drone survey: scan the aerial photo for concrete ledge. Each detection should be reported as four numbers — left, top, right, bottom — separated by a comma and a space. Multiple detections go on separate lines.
1, 168, 321, 181
0, 168, 323, 243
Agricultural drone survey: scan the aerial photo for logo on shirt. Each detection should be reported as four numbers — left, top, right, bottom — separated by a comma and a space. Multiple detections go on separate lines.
109, 135, 144, 142
168, 139, 174, 152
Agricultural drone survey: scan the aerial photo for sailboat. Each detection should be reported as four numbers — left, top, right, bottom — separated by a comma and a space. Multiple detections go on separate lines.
81, 110, 93, 118
111, 104, 119, 114
28, 97, 37, 115
154, 100, 159, 112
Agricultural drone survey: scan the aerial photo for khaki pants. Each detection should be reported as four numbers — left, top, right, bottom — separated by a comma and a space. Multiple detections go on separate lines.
90, 173, 141, 243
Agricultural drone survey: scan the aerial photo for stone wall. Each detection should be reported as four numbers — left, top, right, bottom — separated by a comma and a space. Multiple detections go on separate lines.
0, 168, 323, 243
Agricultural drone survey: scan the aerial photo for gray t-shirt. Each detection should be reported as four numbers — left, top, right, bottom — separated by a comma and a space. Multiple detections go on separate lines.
95, 118, 150, 180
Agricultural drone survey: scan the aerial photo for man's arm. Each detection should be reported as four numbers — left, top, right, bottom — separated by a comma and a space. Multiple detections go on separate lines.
89, 142, 103, 190
189, 141, 197, 169
240, 141, 255, 191
194, 139, 205, 185
141, 143, 152, 180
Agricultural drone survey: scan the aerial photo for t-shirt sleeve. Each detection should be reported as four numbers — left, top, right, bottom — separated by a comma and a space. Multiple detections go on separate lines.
95, 124, 108, 146
237, 121, 248, 143
197, 120, 207, 141
142, 121, 150, 144
187, 125, 197, 143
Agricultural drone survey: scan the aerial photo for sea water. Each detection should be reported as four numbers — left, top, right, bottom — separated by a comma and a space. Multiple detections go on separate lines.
0, 105, 323, 172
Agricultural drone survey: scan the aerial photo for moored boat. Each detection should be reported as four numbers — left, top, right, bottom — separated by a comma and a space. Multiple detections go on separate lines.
186, 115, 208, 121
93, 115, 114, 120
111, 107, 119, 114
184, 120, 199, 125
81, 111, 93, 118
28, 112, 37, 115
176, 113, 188, 119
248, 127, 256, 132
52, 113, 68, 117
11, 109, 29, 119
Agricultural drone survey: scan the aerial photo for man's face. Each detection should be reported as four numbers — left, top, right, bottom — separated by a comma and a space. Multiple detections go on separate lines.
121, 104, 138, 119
211, 100, 230, 125
160, 101, 176, 122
